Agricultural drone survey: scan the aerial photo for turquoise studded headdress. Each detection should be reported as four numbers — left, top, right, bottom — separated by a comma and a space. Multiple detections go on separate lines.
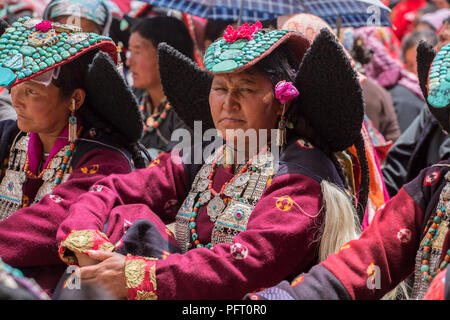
0, 16, 117, 89
427, 43, 450, 109
417, 41, 450, 133
203, 22, 310, 75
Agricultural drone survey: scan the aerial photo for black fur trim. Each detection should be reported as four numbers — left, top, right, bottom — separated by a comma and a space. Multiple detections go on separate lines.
158, 42, 215, 131
416, 42, 450, 133
84, 51, 143, 143
293, 28, 364, 152
0, 20, 9, 36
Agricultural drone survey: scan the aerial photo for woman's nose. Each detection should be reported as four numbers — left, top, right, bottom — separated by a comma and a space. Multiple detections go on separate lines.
223, 93, 240, 111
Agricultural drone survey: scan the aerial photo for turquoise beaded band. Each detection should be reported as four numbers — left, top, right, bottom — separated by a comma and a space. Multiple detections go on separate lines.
427, 43, 450, 108
0, 16, 117, 88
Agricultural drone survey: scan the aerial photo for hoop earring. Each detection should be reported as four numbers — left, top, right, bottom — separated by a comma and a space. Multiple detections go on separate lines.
68, 99, 78, 142
277, 104, 287, 147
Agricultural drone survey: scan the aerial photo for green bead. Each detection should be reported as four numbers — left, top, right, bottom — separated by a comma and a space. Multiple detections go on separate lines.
60, 51, 70, 59
45, 58, 55, 66
61, 164, 67, 171
433, 216, 441, 224
23, 68, 32, 77
420, 265, 430, 273
190, 211, 197, 218
428, 227, 436, 235
447, 249, 450, 255
88, 38, 97, 44
440, 260, 448, 270
17, 72, 25, 79
31, 65, 40, 73
39, 62, 48, 70
32, 52, 40, 59
53, 54, 62, 63
66, 150, 72, 156
68, 47, 77, 56
75, 44, 82, 51
81, 41, 89, 48
422, 252, 430, 260
191, 233, 198, 241
55, 177, 61, 184
10, 35, 18, 40
205, 243, 213, 249
219, 49, 242, 60
189, 222, 196, 229
424, 238, 432, 247
63, 43, 71, 50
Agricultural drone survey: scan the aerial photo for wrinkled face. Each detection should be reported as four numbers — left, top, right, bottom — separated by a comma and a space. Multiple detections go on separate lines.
404, 44, 418, 75
209, 68, 283, 147
126, 32, 159, 90
10, 81, 72, 135
55, 16, 101, 34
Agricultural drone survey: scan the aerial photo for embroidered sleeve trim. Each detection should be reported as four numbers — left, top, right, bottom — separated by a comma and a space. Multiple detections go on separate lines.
58, 230, 115, 265
125, 254, 158, 300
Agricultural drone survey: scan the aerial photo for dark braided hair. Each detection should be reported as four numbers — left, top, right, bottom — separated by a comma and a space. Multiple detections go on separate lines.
253, 39, 369, 220
52, 49, 146, 168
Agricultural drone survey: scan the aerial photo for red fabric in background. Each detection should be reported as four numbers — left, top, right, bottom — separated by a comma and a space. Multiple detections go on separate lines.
391, 0, 427, 40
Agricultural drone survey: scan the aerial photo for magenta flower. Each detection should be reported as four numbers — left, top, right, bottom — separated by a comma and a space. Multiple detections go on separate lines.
275, 81, 299, 104
35, 20, 53, 32
223, 21, 262, 43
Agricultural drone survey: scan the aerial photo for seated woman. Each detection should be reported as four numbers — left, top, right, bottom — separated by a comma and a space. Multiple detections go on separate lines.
246, 42, 450, 300
0, 17, 145, 294
56, 23, 370, 299
125, 16, 194, 160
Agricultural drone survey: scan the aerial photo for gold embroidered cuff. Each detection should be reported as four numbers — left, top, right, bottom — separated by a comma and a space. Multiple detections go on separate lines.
59, 230, 115, 265
125, 254, 158, 300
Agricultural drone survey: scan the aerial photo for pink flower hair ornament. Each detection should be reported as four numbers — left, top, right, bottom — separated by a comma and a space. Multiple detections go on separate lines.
223, 21, 262, 43
35, 20, 53, 32
275, 80, 299, 104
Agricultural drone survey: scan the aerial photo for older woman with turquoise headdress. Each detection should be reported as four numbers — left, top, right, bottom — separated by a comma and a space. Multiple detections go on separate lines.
0, 16, 147, 294
246, 42, 450, 301
53, 22, 370, 299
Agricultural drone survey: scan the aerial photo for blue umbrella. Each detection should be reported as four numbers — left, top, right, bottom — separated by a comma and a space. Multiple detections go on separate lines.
138, 0, 391, 28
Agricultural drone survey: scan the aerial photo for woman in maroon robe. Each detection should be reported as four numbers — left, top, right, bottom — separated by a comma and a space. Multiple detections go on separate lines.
245, 41, 450, 300
56, 23, 370, 299
0, 17, 145, 294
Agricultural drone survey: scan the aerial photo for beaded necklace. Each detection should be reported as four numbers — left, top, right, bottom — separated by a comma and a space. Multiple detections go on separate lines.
420, 201, 450, 283
189, 145, 269, 249
22, 127, 81, 192
139, 93, 171, 133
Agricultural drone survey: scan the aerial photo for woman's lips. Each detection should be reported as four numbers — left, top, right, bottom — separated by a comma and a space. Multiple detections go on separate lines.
220, 118, 244, 124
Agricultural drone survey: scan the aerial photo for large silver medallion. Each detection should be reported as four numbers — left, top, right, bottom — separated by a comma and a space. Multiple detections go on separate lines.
223, 183, 243, 199
198, 165, 212, 179
196, 179, 209, 192
207, 195, 225, 222
198, 190, 212, 205
232, 171, 250, 187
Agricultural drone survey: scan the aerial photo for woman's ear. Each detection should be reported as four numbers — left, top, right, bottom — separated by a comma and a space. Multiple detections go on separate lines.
71, 88, 86, 111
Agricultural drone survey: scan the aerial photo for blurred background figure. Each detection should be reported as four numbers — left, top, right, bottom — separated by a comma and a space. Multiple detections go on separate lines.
401, 29, 438, 75
125, 16, 194, 160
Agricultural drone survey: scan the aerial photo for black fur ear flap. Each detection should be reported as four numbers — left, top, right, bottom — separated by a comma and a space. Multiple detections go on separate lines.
293, 28, 364, 152
84, 51, 143, 143
158, 42, 215, 131
416, 41, 450, 133
0, 20, 9, 37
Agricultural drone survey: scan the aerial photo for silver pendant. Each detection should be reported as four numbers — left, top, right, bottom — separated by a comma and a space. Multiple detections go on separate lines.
223, 183, 243, 199
42, 168, 55, 181
207, 195, 225, 222
232, 172, 250, 187
198, 166, 212, 179
196, 179, 209, 192
198, 190, 212, 205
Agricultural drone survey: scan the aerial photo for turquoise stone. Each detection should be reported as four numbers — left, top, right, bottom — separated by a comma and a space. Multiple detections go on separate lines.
23, 68, 32, 77
53, 54, 62, 63
32, 52, 40, 59
45, 58, 55, 66
219, 49, 242, 60
81, 41, 89, 48
39, 62, 48, 70
3, 53, 23, 71
229, 40, 246, 49
192, 233, 198, 241
10, 35, 18, 41
68, 47, 77, 55
211, 59, 238, 73
23, 56, 33, 66
20, 46, 36, 57
31, 65, 40, 73
17, 72, 25, 79
88, 38, 97, 44
11, 22, 22, 28
60, 51, 70, 59
420, 265, 429, 273
57, 47, 64, 53
75, 44, 82, 51
0, 67, 17, 86
189, 222, 196, 229
56, 42, 64, 47
63, 43, 71, 50
428, 81, 450, 108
